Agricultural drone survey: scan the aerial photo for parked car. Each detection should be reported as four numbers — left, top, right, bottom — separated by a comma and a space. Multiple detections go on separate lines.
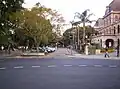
46, 46, 56, 52
39, 47, 48, 54
31, 47, 44, 53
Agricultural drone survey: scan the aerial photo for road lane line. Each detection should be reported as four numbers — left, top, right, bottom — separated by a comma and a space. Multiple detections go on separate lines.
109, 65, 117, 68
48, 65, 57, 68
14, 66, 23, 69
64, 65, 72, 67
78, 65, 87, 67
32, 66, 40, 68
94, 65, 102, 67
0, 67, 6, 70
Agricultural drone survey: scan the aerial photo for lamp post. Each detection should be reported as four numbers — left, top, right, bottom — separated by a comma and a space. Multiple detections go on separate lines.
85, 35, 89, 55
117, 38, 120, 57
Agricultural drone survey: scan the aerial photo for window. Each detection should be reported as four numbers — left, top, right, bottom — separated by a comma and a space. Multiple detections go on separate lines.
118, 25, 120, 33
104, 30, 105, 35
115, 15, 118, 21
114, 27, 116, 34
109, 16, 111, 24
109, 28, 111, 34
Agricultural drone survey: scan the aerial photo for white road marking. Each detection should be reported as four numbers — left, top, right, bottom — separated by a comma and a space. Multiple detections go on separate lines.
94, 65, 102, 67
32, 66, 40, 68
78, 65, 87, 67
48, 65, 56, 68
64, 65, 72, 67
0, 67, 6, 70
109, 65, 117, 68
14, 66, 23, 69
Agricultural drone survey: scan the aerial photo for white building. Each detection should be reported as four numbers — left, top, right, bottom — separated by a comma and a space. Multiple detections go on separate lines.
92, 0, 120, 48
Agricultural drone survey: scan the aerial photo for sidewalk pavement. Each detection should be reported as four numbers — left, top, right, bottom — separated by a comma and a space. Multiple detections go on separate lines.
0, 48, 120, 60
68, 51, 120, 60
0, 50, 23, 59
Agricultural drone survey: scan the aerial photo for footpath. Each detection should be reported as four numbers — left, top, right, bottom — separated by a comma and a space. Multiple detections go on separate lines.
0, 48, 120, 60
51, 48, 120, 60
68, 49, 120, 60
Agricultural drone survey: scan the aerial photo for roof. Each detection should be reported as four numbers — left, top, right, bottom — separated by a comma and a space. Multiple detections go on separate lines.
104, 0, 120, 17
109, 0, 120, 11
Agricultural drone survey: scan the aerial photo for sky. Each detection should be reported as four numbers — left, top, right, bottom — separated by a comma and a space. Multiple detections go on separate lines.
23, 0, 113, 32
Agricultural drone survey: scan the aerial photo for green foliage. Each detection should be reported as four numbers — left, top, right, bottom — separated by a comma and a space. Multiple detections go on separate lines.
0, 1, 64, 47
10, 3, 64, 47
0, 0, 24, 46
100, 48, 115, 53
63, 26, 96, 46
73, 9, 95, 46
15, 9, 52, 45
0, 0, 24, 31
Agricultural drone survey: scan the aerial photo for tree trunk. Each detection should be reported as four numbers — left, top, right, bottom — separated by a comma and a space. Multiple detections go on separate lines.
36, 43, 39, 53
34, 37, 39, 53
8, 44, 11, 54
83, 21, 85, 44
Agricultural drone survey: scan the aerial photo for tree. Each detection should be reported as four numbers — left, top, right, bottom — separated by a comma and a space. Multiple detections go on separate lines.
63, 26, 97, 47
74, 9, 95, 54
74, 9, 94, 44
10, 5, 56, 51
32, 2, 65, 36
0, 0, 24, 53
16, 10, 52, 51
0, 0, 24, 34
9, 2, 65, 52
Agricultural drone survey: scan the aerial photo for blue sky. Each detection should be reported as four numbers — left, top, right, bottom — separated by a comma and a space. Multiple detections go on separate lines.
23, 0, 113, 31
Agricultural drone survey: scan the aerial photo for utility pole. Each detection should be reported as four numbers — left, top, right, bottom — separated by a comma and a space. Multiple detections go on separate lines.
117, 38, 120, 57
77, 26, 80, 50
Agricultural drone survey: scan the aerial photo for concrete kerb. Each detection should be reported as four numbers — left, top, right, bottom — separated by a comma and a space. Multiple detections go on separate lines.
0, 55, 48, 60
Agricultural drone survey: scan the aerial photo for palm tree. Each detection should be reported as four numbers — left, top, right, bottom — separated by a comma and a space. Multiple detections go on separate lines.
74, 9, 95, 54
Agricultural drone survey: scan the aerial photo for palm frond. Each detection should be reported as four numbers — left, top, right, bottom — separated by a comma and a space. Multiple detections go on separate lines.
72, 21, 81, 26
86, 13, 94, 19
74, 12, 81, 19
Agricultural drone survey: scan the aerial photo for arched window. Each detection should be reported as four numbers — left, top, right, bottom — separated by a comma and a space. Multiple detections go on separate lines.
109, 28, 111, 34
114, 27, 116, 34
118, 25, 120, 33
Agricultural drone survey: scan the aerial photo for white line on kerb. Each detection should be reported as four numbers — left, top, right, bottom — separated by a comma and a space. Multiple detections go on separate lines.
94, 65, 102, 67
64, 65, 72, 67
32, 66, 40, 68
14, 66, 23, 69
109, 65, 117, 68
0, 67, 6, 70
48, 65, 56, 67
78, 65, 87, 67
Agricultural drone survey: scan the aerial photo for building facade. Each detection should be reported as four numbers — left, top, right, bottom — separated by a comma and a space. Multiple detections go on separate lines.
92, 0, 120, 48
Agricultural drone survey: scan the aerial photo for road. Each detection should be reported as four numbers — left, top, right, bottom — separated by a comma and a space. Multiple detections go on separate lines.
0, 48, 120, 89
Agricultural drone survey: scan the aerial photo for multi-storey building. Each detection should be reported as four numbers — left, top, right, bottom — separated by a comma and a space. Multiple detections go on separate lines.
92, 0, 120, 48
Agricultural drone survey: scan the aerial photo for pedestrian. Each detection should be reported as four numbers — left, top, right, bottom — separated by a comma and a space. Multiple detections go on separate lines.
104, 48, 110, 58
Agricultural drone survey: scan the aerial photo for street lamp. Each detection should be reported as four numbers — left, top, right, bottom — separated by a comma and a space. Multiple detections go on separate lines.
85, 35, 89, 55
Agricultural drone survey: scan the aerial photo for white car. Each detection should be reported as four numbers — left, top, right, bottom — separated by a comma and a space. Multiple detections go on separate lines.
46, 46, 56, 52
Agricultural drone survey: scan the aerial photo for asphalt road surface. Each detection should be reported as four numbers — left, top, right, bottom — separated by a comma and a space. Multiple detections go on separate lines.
0, 48, 120, 89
